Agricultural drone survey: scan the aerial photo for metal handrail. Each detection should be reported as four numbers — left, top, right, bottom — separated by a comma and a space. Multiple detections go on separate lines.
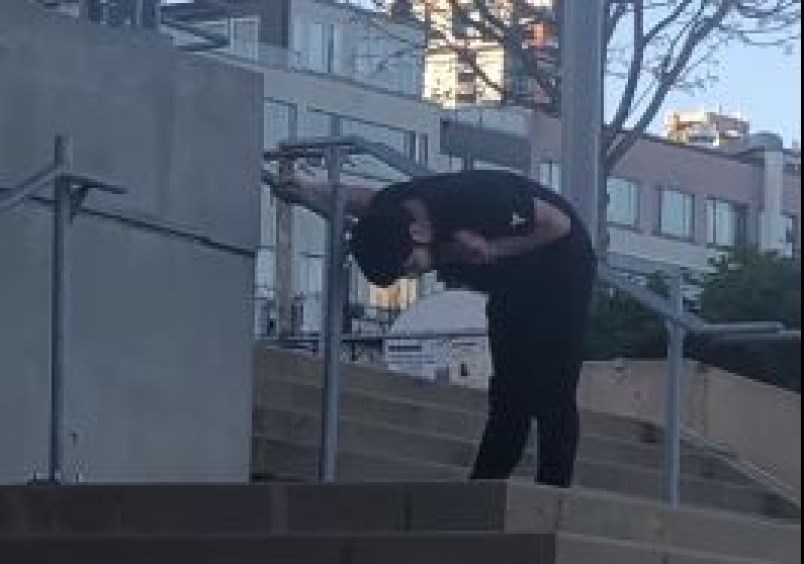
0, 163, 61, 213
596, 262, 789, 338
160, 16, 229, 52
2, 135, 125, 485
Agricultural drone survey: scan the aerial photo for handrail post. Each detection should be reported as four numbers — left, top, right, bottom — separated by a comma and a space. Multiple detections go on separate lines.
319, 145, 347, 482
48, 135, 73, 484
663, 273, 685, 506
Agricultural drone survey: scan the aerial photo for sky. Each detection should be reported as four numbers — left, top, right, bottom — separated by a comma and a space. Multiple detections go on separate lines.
635, 42, 801, 147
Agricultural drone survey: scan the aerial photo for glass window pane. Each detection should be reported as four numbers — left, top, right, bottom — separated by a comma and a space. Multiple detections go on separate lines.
308, 22, 327, 72
341, 119, 407, 153
715, 201, 734, 246
300, 109, 333, 138
255, 248, 275, 295
331, 24, 345, 75
707, 199, 744, 247
259, 185, 276, 247
231, 17, 259, 60
292, 18, 307, 68
538, 161, 561, 193
264, 100, 293, 149
607, 178, 638, 226
784, 214, 797, 257
661, 189, 692, 238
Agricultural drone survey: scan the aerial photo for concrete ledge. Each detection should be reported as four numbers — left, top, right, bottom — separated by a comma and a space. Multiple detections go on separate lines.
0, 483, 798, 562
0, 532, 777, 564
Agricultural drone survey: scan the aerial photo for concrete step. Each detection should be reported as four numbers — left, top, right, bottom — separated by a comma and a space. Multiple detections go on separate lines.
255, 379, 750, 485
256, 347, 665, 444
1, 483, 798, 562
254, 402, 749, 486
252, 414, 799, 521
0, 531, 779, 564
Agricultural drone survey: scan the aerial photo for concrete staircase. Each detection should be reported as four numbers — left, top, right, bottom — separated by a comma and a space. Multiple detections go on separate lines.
253, 346, 801, 522
1, 346, 799, 562
0, 482, 799, 563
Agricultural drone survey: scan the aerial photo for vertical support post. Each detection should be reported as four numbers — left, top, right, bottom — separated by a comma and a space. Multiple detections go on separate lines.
48, 135, 72, 485
560, 0, 604, 251
275, 159, 295, 337
663, 273, 685, 506
319, 146, 347, 482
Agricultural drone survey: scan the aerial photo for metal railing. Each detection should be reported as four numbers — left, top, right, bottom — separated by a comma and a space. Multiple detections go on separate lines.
1, 135, 126, 484
263, 135, 800, 506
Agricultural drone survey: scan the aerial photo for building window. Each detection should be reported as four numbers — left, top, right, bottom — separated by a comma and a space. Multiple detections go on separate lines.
194, 17, 259, 61
416, 133, 429, 165
300, 109, 334, 138
300, 254, 324, 296
538, 160, 561, 193
263, 99, 295, 150
659, 187, 694, 239
607, 177, 639, 227
307, 21, 328, 72
341, 118, 409, 155
783, 214, 798, 258
231, 17, 259, 60
255, 247, 276, 296
706, 198, 746, 248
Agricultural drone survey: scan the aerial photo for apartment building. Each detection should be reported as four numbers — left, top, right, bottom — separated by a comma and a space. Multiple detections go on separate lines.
665, 110, 751, 149
411, 0, 557, 107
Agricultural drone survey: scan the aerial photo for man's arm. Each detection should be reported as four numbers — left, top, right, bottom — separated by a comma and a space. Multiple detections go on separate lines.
444, 199, 572, 265
265, 169, 375, 220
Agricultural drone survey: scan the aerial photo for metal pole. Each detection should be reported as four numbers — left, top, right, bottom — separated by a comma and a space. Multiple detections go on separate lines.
560, 0, 604, 251
48, 136, 72, 484
319, 146, 347, 482
663, 273, 685, 506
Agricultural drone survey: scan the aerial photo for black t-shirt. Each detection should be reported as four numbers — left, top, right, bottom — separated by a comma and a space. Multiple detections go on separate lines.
373, 170, 589, 293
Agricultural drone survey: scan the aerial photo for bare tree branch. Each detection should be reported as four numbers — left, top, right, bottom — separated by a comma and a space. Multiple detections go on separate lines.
605, 0, 733, 171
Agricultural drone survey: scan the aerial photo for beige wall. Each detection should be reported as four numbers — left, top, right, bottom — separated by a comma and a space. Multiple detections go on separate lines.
579, 360, 801, 495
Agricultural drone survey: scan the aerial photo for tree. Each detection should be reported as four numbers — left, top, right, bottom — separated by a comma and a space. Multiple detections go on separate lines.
373, 0, 799, 174
688, 249, 801, 391
354, 1, 799, 252
585, 272, 669, 360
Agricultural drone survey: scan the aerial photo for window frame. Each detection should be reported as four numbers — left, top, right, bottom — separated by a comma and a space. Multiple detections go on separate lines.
658, 185, 695, 241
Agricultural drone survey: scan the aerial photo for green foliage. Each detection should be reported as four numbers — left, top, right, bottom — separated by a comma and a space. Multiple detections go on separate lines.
586, 250, 801, 391
688, 249, 801, 392
585, 272, 668, 360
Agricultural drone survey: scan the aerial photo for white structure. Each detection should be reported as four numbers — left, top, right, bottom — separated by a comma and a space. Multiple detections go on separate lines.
384, 290, 491, 389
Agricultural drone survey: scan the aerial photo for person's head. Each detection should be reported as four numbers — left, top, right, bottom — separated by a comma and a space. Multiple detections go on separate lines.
350, 198, 434, 287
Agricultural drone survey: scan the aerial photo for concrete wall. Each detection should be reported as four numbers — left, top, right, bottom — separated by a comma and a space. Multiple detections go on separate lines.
579, 360, 801, 494
0, 0, 262, 482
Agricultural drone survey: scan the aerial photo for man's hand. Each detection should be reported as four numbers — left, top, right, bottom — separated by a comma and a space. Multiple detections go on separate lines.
445, 230, 498, 266
268, 160, 306, 205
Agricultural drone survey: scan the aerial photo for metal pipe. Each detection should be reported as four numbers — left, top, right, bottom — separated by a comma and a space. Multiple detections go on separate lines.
715, 329, 801, 343
0, 164, 61, 213
271, 136, 433, 178
663, 273, 685, 506
160, 16, 229, 52
48, 136, 73, 484
263, 329, 489, 344
695, 322, 784, 335
319, 146, 347, 482
561, 0, 604, 250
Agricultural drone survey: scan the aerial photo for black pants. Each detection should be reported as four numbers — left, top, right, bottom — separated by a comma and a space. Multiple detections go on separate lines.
469, 229, 595, 487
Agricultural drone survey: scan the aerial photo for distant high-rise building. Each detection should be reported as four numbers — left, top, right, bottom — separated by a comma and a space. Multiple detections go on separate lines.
665, 110, 750, 148
408, 0, 557, 107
